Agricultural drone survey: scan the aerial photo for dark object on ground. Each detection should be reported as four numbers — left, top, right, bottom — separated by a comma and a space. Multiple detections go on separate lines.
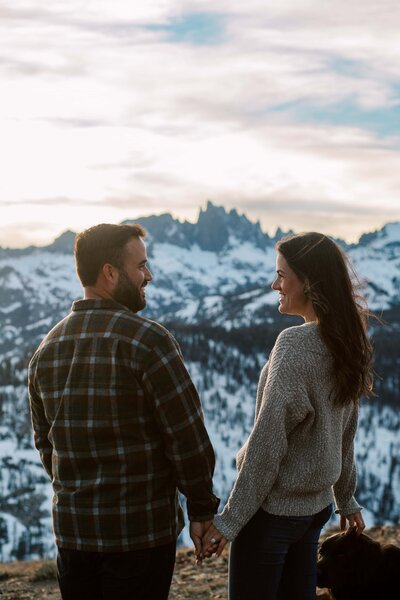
317, 527, 400, 599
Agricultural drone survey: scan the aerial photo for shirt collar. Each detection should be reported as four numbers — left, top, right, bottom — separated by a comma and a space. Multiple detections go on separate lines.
72, 299, 130, 312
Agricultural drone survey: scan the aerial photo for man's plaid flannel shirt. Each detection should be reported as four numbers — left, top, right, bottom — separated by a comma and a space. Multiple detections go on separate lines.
28, 299, 219, 552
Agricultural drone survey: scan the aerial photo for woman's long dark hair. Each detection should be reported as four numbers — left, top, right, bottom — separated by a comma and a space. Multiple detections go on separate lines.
276, 232, 373, 405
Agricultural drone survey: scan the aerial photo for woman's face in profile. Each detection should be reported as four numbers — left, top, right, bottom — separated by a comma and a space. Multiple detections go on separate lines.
271, 253, 315, 321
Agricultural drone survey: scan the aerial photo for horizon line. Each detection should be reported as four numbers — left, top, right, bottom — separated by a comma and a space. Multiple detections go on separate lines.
1, 202, 399, 251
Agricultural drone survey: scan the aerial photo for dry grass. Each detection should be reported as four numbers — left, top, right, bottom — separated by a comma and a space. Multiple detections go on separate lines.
0, 525, 398, 599
0, 560, 60, 599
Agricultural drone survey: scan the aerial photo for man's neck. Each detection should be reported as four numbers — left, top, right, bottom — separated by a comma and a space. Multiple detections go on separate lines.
83, 286, 114, 302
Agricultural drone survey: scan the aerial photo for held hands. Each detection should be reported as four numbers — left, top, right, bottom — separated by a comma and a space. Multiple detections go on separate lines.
190, 521, 212, 564
190, 520, 228, 564
202, 523, 228, 558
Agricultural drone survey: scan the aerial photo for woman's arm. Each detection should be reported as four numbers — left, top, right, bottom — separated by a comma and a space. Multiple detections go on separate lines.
212, 331, 311, 541
332, 404, 363, 516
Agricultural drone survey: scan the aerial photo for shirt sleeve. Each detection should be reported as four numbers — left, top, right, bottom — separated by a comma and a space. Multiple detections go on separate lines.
140, 331, 220, 521
28, 356, 53, 480
333, 403, 362, 515
213, 333, 311, 540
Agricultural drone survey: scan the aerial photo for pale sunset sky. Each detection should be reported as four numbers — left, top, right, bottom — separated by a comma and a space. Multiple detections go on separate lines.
1, 0, 400, 247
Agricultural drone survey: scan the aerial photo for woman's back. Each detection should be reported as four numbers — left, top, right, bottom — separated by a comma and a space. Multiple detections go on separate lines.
253, 322, 359, 517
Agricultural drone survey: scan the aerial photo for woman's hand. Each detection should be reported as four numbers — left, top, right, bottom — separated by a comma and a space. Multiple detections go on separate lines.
340, 511, 365, 535
202, 523, 229, 557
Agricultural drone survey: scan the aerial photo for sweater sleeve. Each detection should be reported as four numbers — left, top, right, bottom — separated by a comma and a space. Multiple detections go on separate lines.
213, 331, 312, 541
333, 403, 362, 515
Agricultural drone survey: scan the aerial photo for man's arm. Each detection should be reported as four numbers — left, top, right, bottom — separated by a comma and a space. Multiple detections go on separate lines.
28, 362, 53, 479
141, 332, 219, 520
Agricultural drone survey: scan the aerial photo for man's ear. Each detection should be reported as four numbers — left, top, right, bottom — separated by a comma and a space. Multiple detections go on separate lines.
102, 263, 118, 283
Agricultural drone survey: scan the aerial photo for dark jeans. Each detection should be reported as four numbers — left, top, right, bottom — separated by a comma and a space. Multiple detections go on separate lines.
229, 505, 332, 600
57, 541, 176, 600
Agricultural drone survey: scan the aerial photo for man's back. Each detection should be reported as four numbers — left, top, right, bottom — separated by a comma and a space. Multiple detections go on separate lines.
29, 298, 218, 552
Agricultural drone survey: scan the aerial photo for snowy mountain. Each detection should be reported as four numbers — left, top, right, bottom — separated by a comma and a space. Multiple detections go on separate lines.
0, 202, 399, 561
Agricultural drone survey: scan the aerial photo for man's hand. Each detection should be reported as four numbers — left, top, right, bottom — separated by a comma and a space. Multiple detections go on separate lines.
190, 521, 212, 565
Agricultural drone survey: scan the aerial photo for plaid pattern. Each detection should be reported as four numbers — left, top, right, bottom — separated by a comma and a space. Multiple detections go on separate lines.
28, 299, 219, 552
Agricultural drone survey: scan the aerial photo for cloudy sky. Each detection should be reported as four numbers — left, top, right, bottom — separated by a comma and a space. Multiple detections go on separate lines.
1, 0, 400, 247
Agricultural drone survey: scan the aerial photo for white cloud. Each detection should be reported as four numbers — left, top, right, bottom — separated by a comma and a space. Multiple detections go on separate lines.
1, 0, 399, 247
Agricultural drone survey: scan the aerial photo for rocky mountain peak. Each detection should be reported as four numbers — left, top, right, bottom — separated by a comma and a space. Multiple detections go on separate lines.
124, 213, 192, 249
125, 201, 272, 253
47, 230, 75, 254
358, 222, 400, 249
195, 201, 271, 252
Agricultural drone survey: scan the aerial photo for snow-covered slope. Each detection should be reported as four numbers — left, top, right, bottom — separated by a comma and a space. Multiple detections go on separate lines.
1, 206, 399, 340
350, 222, 400, 309
0, 339, 399, 561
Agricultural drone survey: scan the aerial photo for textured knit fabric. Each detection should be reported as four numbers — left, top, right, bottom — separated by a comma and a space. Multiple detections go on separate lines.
28, 299, 219, 552
214, 322, 361, 542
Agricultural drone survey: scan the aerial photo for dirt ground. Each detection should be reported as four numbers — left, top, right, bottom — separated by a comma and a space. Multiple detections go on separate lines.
0, 525, 398, 599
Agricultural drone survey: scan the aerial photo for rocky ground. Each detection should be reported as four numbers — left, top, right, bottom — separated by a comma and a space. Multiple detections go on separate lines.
0, 525, 399, 599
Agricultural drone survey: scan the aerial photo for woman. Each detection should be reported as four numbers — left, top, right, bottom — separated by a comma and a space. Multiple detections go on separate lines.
202, 232, 373, 600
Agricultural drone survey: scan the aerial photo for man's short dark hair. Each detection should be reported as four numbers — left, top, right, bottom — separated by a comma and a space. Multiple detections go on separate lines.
74, 223, 147, 286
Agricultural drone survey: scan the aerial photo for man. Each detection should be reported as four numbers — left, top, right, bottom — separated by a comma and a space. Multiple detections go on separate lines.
28, 223, 219, 600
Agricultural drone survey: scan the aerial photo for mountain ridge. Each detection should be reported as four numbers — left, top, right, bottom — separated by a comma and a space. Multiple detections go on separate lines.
3, 200, 397, 255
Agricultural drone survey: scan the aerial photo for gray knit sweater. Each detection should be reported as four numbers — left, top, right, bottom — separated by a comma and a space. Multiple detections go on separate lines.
213, 322, 362, 542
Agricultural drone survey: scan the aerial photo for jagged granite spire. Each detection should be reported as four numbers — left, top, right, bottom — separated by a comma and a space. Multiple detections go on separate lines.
194, 201, 271, 251
125, 201, 273, 252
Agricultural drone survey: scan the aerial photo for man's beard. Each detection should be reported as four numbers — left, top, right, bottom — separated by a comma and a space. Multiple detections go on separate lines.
113, 269, 146, 313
